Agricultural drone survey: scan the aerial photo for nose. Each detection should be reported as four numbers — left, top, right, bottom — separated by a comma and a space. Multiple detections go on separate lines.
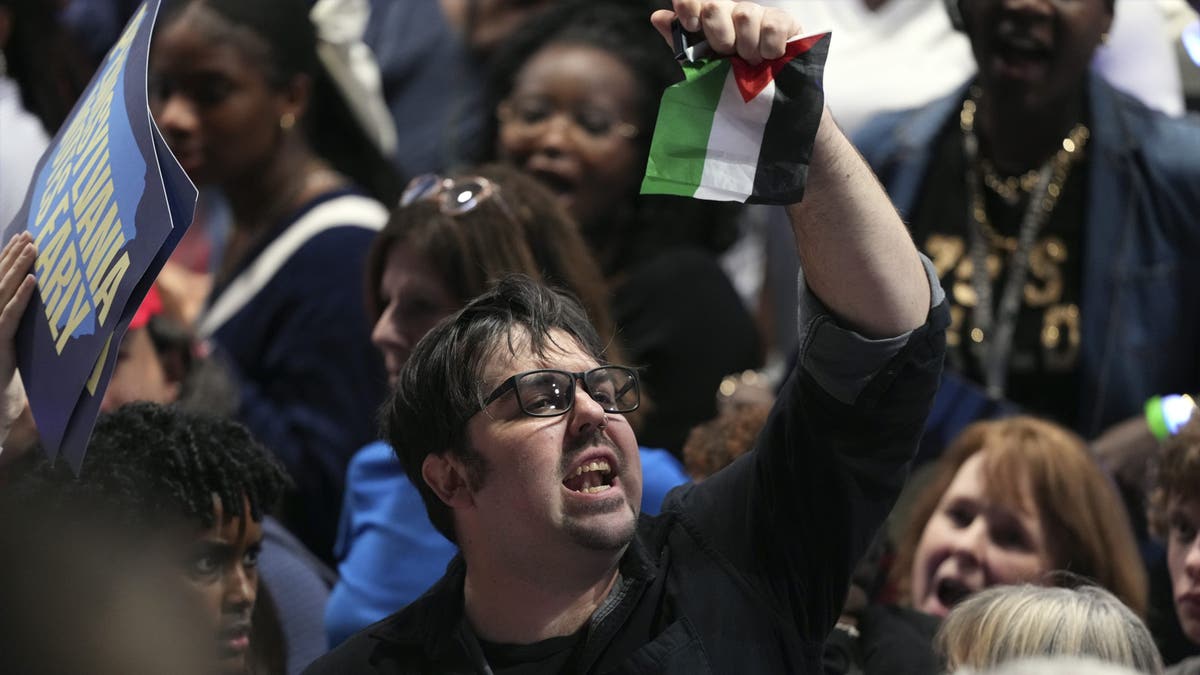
949, 517, 988, 568
155, 93, 199, 139
370, 306, 405, 352
569, 378, 608, 436
223, 564, 256, 614
529, 113, 577, 157
1185, 538, 1200, 581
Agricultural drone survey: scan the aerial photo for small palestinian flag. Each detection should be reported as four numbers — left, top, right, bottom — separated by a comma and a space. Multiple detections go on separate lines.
641, 32, 831, 205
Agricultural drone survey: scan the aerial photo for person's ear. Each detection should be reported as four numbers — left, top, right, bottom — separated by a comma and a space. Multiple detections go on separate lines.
278, 72, 312, 129
1098, 5, 1114, 41
422, 452, 476, 508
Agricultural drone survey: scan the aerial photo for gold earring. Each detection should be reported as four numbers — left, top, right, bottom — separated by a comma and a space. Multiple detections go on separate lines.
280, 112, 296, 131
1100, 32, 1110, 45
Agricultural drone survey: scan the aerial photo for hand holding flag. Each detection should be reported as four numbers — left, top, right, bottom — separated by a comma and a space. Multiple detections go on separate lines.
643, 1, 830, 205
650, 1, 800, 65
647, 0, 930, 339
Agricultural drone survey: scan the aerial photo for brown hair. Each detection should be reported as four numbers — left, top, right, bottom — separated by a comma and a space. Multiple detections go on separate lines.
892, 416, 1147, 616
682, 401, 773, 481
365, 163, 618, 356
1147, 417, 1200, 540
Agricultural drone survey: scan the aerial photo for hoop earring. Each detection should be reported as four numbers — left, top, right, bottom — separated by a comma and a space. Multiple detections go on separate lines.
279, 112, 296, 131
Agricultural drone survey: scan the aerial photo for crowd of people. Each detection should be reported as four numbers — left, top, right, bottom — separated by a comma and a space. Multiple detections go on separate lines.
1, 0, 1199, 673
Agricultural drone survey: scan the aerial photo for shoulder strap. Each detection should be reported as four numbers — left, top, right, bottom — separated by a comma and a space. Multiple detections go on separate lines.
197, 194, 389, 338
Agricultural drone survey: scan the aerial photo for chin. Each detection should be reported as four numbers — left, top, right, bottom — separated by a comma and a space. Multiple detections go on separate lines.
567, 515, 637, 552
1182, 617, 1200, 646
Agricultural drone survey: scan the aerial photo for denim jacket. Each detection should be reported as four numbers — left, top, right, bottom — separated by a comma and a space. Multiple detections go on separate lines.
855, 74, 1200, 438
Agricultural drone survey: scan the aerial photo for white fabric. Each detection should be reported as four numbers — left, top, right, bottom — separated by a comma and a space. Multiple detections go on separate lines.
765, 0, 976, 135
196, 194, 388, 338
695, 72, 775, 201
766, 0, 1185, 133
1095, 0, 1184, 116
0, 76, 51, 230
309, 0, 398, 155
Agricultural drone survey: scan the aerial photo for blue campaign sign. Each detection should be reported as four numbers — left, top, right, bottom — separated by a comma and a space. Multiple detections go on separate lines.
1, 0, 198, 471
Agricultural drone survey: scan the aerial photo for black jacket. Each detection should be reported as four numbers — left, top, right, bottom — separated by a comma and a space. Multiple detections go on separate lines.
306, 277, 948, 674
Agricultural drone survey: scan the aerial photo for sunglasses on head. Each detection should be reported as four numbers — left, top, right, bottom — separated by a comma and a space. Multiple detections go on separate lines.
400, 174, 502, 215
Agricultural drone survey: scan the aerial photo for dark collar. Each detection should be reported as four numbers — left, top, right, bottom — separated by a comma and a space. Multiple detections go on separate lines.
368, 518, 663, 659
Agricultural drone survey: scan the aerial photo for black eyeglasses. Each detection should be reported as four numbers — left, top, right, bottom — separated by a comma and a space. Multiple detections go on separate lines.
481, 366, 640, 417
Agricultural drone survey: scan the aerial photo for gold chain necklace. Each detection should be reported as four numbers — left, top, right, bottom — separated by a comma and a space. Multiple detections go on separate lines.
977, 121, 1090, 206
958, 89, 1089, 399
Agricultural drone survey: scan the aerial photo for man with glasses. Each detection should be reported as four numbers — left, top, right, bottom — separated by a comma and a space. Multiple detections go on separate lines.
307, 1, 946, 672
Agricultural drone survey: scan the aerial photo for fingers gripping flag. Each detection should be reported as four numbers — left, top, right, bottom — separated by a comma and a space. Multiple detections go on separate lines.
641, 32, 831, 205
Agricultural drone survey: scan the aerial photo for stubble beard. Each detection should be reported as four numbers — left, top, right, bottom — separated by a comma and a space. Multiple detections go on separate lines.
563, 502, 637, 551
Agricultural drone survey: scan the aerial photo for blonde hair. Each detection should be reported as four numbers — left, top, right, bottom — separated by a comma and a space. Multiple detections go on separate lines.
951, 656, 1146, 675
937, 584, 1163, 674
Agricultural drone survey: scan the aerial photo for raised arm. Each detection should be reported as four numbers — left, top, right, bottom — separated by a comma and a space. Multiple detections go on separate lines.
651, 1, 929, 338
650, 1, 946, 641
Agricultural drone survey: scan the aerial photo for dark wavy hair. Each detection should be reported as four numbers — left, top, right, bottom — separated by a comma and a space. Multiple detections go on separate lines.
485, 0, 740, 274
15, 402, 290, 531
160, 0, 400, 203
383, 275, 606, 542
366, 163, 619, 356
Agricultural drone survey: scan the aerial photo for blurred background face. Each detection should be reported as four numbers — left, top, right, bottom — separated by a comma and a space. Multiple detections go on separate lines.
960, 0, 1113, 112
149, 4, 293, 186
496, 43, 642, 233
1167, 495, 1200, 644
909, 451, 1054, 617
182, 497, 263, 675
371, 242, 459, 384
101, 327, 178, 412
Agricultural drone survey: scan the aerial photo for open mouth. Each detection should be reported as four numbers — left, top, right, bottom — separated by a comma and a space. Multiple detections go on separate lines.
218, 624, 251, 657
563, 459, 615, 494
528, 168, 576, 197
935, 577, 974, 610
991, 32, 1052, 80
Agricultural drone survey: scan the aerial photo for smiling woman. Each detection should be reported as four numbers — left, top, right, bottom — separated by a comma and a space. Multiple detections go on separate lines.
486, 0, 762, 454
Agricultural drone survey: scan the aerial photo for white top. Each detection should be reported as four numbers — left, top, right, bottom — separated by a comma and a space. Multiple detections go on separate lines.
0, 75, 51, 231
765, 0, 1184, 135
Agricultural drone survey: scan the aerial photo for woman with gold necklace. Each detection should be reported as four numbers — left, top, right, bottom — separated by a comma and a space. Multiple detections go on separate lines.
855, 0, 1200, 444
